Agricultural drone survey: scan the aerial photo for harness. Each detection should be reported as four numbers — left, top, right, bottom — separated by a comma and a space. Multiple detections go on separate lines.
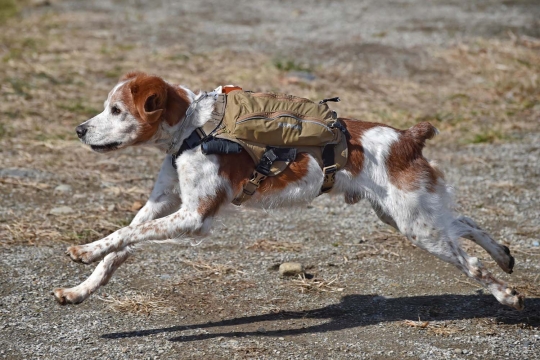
169, 86, 349, 206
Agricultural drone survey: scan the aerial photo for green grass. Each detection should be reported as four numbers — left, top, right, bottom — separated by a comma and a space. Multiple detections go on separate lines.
0, 0, 17, 24
469, 130, 505, 144
273, 58, 311, 72
58, 100, 100, 117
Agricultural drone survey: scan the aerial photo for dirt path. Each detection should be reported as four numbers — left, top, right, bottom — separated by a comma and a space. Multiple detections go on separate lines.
1, 1, 539, 359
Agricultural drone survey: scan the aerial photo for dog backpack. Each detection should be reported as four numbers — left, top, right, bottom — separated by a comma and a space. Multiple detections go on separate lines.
172, 87, 349, 205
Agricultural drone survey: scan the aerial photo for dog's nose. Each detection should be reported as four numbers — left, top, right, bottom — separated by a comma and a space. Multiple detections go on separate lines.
75, 125, 87, 139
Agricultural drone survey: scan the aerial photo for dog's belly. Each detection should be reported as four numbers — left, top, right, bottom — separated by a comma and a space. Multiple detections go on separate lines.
247, 155, 324, 209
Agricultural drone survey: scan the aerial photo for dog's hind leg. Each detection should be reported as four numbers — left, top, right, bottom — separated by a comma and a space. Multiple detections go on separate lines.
453, 215, 515, 274
53, 156, 181, 305
402, 214, 524, 310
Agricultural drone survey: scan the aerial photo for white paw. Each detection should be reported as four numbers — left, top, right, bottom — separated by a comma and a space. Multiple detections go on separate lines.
65, 244, 102, 264
52, 287, 88, 305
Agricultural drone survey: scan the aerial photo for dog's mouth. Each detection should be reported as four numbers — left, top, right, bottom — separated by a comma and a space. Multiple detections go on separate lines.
90, 142, 122, 152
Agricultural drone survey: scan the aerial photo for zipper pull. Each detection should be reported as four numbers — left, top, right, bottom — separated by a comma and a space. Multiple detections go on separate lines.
319, 97, 340, 105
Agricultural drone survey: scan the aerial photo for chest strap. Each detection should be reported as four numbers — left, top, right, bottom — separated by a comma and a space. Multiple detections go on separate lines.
170, 93, 227, 169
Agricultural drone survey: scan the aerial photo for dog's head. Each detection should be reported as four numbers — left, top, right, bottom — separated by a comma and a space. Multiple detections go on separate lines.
75, 72, 191, 152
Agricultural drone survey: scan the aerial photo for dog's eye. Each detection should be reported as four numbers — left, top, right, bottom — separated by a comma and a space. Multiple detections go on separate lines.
111, 106, 121, 115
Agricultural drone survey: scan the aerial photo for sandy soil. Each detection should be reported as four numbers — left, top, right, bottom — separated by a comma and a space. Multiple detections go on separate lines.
1, 0, 539, 359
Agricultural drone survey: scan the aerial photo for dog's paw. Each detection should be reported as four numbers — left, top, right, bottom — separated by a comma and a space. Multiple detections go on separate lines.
505, 288, 525, 311
52, 288, 87, 305
65, 245, 101, 264
500, 245, 515, 274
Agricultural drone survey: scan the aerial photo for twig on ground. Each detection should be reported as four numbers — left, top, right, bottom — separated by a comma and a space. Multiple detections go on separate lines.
289, 274, 344, 293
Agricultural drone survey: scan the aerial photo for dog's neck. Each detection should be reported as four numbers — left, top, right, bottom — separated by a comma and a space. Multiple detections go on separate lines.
149, 87, 217, 154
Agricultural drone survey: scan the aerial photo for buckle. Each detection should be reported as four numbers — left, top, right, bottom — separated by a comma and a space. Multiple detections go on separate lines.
323, 165, 337, 174
249, 171, 267, 186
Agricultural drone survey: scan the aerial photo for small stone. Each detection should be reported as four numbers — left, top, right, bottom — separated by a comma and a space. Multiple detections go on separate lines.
532, 241, 539, 247
54, 184, 72, 193
107, 204, 115, 212
50, 206, 74, 215
278, 337, 285, 340
131, 201, 143, 212
279, 262, 305, 276
454, 348, 463, 354
257, 327, 267, 333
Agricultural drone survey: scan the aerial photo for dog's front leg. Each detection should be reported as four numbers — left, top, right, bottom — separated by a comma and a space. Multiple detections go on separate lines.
53, 156, 181, 305
65, 202, 219, 264
65, 150, 229, 264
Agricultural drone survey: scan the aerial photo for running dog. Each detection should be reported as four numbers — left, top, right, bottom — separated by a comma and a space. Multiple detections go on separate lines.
52, 72, 523, 310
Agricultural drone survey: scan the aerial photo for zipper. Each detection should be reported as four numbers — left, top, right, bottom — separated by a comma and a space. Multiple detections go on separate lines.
250, 93, 312, 103
236, 113, 332, 132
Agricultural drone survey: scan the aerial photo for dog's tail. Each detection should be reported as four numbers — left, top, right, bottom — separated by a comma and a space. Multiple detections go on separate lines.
406, 122, 438, 149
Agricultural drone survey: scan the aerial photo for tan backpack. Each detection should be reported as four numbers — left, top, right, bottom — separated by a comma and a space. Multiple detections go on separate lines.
175, 88, 349, 205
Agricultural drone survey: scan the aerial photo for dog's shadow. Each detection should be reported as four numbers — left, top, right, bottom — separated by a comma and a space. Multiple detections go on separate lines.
102, 293, 540, 342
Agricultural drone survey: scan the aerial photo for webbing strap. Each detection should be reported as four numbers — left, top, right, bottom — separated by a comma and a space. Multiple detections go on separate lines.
321, 144, 337, 193
232, 147, 296, 205
320, 119, 349, 194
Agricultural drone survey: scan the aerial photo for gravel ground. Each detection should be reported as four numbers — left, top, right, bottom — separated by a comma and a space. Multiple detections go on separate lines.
1, 0, 539, 359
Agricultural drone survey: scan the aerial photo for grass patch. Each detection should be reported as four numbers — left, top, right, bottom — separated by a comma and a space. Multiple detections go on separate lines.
469, 130, 505, 144
6, 77, 32, 98
273, 58, 311, 72
58, 100, 100, 117
104, 65, 124, 79
0, 0, 17, 24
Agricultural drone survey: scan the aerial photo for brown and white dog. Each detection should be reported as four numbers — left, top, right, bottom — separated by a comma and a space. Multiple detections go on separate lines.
53, 71, 524, 310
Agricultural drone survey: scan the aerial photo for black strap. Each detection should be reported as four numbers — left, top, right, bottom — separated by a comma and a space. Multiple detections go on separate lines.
171, 130, 204, 169
331, 121, 349, 139
231, 147, 297, 206
256, 147, 297, 176
201, 138, 243, 155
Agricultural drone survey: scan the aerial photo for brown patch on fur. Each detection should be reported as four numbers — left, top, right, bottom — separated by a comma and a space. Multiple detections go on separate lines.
198, 188, 228, 218
387, 122, 441, 192
259, 153, 311, 193
340, 119, 387, 177
112, 72, 191, 144
217, 152, 312, 196
217, 151, 254, 194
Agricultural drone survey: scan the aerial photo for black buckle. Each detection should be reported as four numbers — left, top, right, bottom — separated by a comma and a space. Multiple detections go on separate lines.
330, 120, 350, 139
256, 149, 277, 176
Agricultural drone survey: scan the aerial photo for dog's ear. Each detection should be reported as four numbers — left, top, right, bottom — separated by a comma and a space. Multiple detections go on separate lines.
129, 74, 190, 126
141, 93, 164, 124
130, 76, 167, 124
163, 86, 191, 127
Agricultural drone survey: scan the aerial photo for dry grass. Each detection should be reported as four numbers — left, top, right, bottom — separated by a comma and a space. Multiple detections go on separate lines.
99, 293, 177, 316
0, 5, 539, 248
289, 274, 344, 294
246, 239, 303, 252
402, 319, 465, 336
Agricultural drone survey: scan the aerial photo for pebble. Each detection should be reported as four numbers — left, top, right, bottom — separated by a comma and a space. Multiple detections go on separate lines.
54, 184, 72, 193
49, 206, 74, 215
454, 348, 463, 354
279, 262, 305, 276
532, 241, 539, 247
